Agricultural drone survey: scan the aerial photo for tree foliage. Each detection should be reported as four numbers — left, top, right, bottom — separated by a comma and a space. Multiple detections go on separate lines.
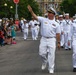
0, 0, 14, 18
18, 0, 41, 20
60, 0, 76, 17
0, 0, 41, 20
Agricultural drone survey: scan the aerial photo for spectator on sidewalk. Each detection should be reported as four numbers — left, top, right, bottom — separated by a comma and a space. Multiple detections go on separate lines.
10, 22, 16, 44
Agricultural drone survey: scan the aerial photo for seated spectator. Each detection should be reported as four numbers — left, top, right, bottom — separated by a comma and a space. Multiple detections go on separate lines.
6, 26, 13, 45
0, 29, 4, 46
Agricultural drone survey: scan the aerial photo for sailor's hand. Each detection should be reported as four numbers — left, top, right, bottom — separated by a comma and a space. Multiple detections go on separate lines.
27, 5, 33, 12
57, 42, 61, 49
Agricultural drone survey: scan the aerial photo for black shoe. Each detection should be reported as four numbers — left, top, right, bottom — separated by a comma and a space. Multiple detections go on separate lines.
73, 68, 76, 72
69, 48, 71, 50
61, 46, 64, 48
65, 49, 68, 50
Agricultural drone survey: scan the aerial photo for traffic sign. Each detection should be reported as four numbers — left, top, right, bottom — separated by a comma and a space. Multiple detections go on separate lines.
13, 0, 19, 4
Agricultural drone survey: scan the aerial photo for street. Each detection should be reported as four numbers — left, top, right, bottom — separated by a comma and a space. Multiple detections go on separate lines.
0, 31, 76, 75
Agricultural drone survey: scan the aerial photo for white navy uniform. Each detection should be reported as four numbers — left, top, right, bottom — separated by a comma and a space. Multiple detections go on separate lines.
59, 20, 65, 47
38, 16, 61, 72
20, 20, 24, 32
34, 21, 40, 39
63, 19, 72, 50
71, 23, 76, 69
34, 25, 39, 40
36, 25, 40, 38
29, 20, 38, 40
23, 23, 29, 40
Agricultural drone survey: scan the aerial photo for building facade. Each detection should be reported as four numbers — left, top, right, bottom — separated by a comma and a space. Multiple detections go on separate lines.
35, 0, 63, 15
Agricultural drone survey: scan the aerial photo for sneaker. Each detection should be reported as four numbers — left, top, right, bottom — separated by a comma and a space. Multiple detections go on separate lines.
49, 69, 54, 74
41, 63, 47, 70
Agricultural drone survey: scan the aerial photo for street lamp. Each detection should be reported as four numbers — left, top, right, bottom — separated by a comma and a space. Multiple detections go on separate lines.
10, 6, 13, 9
4, 3, 7, 18
4, 3, 7, 7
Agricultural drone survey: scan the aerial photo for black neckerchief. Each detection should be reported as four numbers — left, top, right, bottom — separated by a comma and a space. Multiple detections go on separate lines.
59, 21, 62, 24
65, 20, 70, 25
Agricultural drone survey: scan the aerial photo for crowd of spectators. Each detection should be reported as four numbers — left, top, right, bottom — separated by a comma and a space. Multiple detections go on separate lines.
0, 18, 18, 47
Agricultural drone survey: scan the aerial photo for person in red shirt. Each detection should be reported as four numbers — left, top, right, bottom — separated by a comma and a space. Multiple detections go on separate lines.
15, 19, 19, 30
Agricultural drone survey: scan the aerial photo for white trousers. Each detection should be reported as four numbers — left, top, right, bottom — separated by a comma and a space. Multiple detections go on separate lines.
64, 33, 71, 49
39, 37, 56, 70
72, 38, 76, 68
60, 34, 64, 46
31, 28, 37, 40
36, 29, 39, 38
23, 29, 28, 40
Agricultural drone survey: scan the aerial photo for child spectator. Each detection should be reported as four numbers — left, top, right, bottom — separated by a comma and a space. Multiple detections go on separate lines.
11, 22, 16, 44
6, 26, 13, 45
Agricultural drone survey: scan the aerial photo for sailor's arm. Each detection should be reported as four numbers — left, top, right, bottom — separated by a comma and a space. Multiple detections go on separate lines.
27, 5, 38, 20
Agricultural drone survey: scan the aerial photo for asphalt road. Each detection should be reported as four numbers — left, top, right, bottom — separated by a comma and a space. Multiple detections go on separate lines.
0, 31, 76, 75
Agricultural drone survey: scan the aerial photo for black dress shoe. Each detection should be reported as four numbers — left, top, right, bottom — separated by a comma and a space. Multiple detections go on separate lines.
65, 49, 68, 50
73, 68, 76, 72
69, 48, 71, 50
61, 46, 64, 48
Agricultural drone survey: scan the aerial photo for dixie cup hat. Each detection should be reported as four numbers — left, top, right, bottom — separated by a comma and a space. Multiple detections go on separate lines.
59, 15, 63, 17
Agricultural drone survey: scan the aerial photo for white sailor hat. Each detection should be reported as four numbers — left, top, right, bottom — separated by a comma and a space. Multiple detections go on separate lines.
73, 16, 76, 18
73, 14, 76, 18
0, 19, 2, 22
23, 19, 27, 21
59, 15, 63, 17
65, 13, 69, 16
47, 7, 57, 15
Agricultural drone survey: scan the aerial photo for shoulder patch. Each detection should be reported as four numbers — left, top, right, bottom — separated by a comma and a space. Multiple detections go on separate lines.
44, 22, 48, 24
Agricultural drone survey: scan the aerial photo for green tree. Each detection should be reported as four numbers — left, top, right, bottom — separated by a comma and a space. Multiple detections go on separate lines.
60, 0, 76, 17
0, 0, 15, 18
0, 0, 41, 20
18, 0, 41, 20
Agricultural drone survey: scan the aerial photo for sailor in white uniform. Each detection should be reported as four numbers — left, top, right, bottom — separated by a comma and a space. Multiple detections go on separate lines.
34, 21, 40, 39
63, 13, 72, 50
29, 17, 38, 40
58, 15, 65, 48
20, 18, 24, 32
73, 15, 76, 23
22, 19, 29, 40
27, 5, 61, 74
70, 22, 76, 72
